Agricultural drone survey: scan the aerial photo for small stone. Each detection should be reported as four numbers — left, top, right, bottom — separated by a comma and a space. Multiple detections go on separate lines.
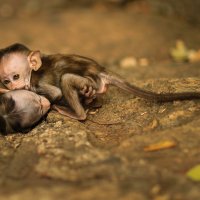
168, 110, 185, 120
120, 57, 137, 69
138, 159, 146, 165
88, 109, 99, 115
139, 58, 149, 66
94, 131, 104, 137
151, 119, 158, 129
54, 121, 62, 128
158, 107, 166, 113
140, 111, 147, 116
143, 118, 158, 131
188, 49, 200, 63
14, 143, 20, 149
151, 184, 161, 195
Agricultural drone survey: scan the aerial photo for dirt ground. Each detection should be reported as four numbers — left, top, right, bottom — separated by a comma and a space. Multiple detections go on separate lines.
1, 1, 200, 200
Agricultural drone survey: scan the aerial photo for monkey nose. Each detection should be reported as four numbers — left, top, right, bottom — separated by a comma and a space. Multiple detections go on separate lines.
11, 85, 17, 90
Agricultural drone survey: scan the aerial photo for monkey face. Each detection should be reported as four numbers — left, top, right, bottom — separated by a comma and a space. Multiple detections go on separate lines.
0, 53, 31, 90
5, 90, 50, 130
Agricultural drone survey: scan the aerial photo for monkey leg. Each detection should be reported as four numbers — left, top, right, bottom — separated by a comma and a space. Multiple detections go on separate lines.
60, 74, 95, 120
56, 88, 86, 120
52, 104, 86, 120
64, 73, 98, 105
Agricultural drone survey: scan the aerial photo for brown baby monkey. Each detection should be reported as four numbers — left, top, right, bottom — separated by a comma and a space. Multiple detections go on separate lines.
0, 89, 50, 134
0, 43, 200, 120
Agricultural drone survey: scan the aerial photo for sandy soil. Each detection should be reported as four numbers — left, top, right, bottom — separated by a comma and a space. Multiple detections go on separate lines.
1, 2, 200, 200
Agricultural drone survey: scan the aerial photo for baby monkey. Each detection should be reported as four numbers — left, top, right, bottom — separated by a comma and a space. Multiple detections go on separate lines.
0, 89, 50, 134
1, 43, 200, 120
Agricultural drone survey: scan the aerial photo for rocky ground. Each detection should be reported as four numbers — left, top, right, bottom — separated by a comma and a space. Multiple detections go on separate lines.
1, 1, 200, 200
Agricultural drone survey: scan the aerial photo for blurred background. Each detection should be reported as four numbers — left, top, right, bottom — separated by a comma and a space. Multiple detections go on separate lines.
0, 0, 200, 65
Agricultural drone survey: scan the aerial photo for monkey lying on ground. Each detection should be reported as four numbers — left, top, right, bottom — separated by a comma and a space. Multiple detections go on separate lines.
0, 89, 50, 134
1, 43, 200, 121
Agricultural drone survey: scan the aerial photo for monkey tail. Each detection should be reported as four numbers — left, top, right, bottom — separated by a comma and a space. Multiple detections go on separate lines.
100, 72, 200, 102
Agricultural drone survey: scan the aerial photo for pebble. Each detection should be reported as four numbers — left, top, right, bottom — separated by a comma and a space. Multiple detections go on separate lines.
120, 56, 149, 68
54, 121, 63, 128
151, 184, 161, 195
188, 49, 200, 63
120, 57, 137, 69
139, 58, 149, 67
94, 131, 105, 137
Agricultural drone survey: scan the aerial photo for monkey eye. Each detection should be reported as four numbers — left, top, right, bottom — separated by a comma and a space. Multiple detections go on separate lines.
3, 80, 10, 85
13, 74, 20, 80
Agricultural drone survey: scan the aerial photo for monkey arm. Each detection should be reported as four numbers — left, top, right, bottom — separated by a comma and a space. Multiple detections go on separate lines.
34, 83, 62, 103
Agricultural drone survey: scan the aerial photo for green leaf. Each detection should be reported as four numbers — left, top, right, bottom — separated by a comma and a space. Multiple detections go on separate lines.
170, 40, 188, 62
186, 164, 200, 181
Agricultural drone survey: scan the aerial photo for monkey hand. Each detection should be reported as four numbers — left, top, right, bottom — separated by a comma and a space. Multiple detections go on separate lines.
80, 85, 96, 99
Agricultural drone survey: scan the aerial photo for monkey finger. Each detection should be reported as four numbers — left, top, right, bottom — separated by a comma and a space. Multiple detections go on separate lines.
90, 89, 96, 98
85, 86, 93, 97
87, 89, 96, 98
80, 86, 88, 95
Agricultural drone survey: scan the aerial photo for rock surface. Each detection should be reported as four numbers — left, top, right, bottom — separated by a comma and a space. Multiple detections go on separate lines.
1, 2, 200, 200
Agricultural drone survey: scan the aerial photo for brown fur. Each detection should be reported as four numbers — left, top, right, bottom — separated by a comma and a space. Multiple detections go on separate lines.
1, 43, 200, 121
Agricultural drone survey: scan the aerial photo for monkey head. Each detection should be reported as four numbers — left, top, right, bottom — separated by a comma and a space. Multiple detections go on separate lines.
0, 90, 50, 134
0, 43, 41, 90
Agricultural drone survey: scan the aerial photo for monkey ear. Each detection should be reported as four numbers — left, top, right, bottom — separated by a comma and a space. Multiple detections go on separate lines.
28, 51, 42, 71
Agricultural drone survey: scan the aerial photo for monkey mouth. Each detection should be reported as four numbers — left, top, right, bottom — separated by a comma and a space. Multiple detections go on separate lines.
15, 86, 27, 90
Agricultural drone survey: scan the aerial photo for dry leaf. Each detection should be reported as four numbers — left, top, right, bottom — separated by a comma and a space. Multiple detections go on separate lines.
144, 140, 177, 152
